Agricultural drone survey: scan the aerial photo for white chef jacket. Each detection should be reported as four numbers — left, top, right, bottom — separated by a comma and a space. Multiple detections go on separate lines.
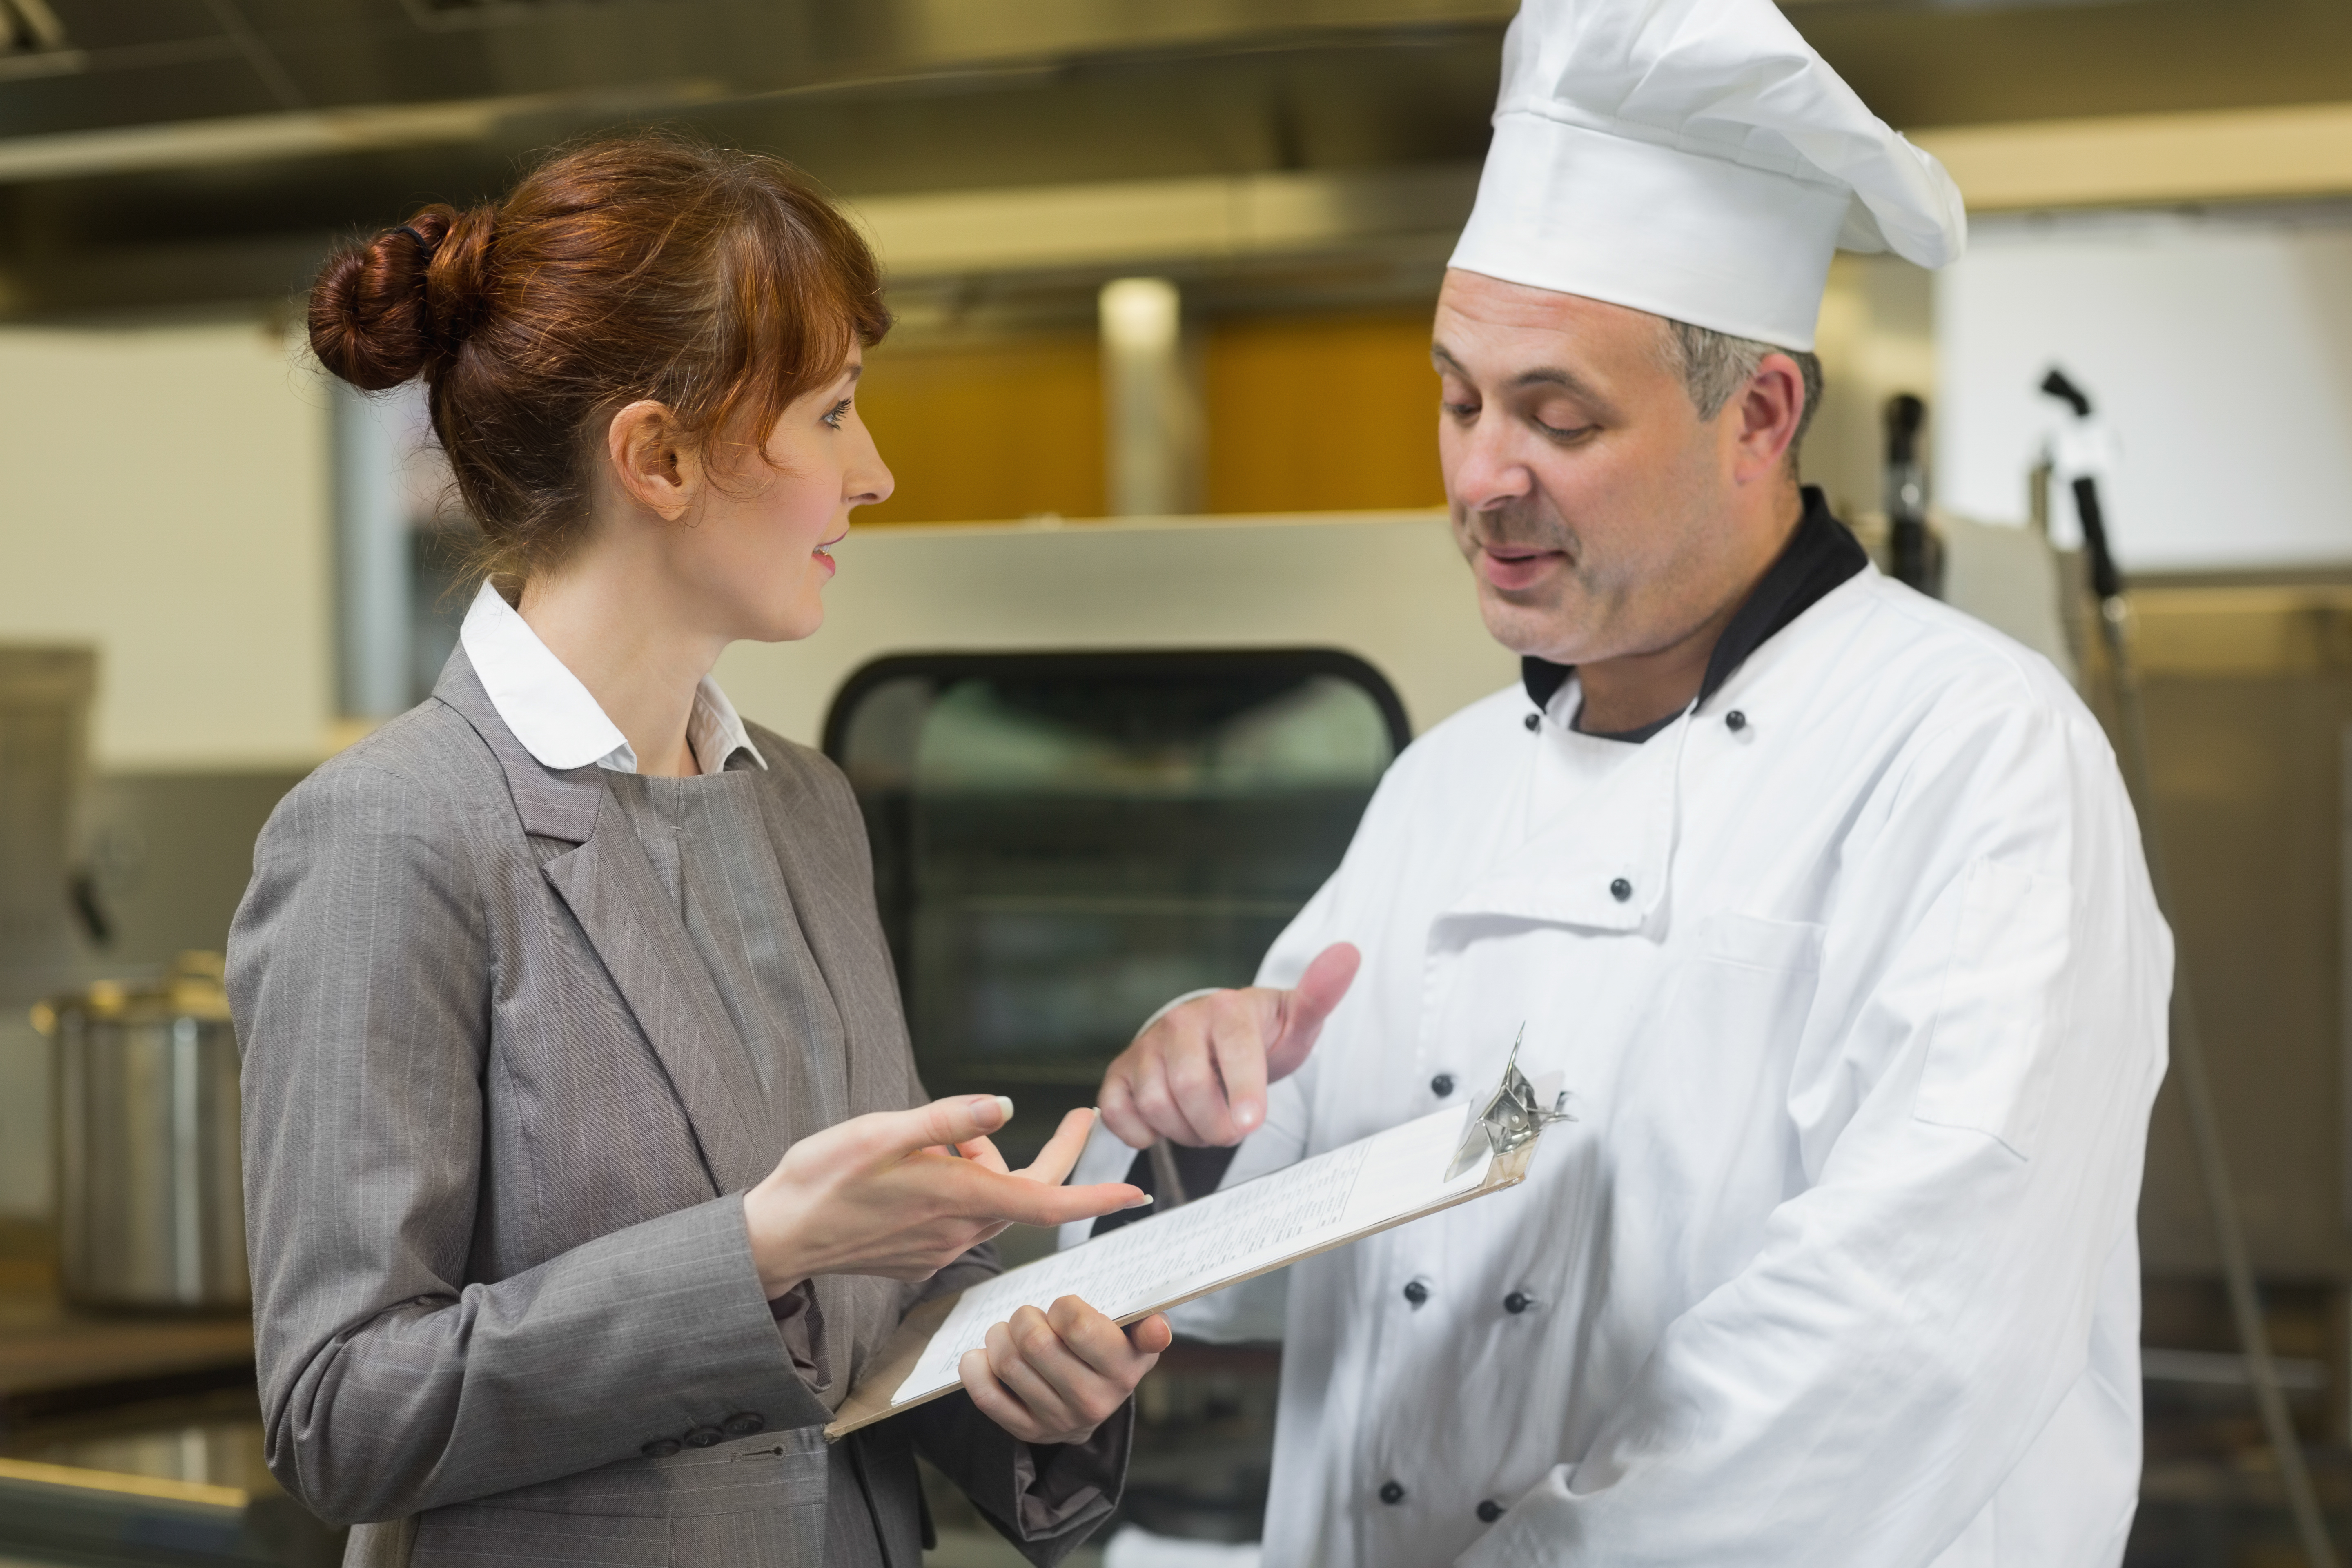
1165, 544, 2169, 1566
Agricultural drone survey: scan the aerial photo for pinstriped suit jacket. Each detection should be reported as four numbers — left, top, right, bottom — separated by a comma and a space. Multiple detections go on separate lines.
229, 650, 1122, 1567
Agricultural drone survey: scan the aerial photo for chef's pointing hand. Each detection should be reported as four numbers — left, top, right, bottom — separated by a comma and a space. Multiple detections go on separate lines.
744, 1099, 1148, 1296
1098, 941, 1361, 1149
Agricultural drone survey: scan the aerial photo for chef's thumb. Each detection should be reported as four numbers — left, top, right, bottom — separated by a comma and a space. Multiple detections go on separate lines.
1268, 942, 1361, 1079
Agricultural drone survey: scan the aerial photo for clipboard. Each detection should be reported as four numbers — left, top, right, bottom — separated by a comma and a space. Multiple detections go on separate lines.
826, 1035, 1567, 1441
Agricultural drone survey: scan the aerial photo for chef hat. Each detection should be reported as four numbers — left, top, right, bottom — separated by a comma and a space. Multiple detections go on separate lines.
1448, 0, 1967, 351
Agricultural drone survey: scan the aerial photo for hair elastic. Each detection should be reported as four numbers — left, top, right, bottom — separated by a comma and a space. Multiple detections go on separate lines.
392, 224, 439, 258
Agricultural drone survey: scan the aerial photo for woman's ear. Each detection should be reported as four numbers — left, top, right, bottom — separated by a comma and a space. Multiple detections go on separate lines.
606, 400, 701, 521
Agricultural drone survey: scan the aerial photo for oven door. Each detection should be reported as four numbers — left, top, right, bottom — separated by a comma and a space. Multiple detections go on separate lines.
824, 648, 1408, 1156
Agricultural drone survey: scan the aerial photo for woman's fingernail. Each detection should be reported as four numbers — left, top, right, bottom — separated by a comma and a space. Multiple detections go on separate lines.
1124, 1193, 1155, 1210
976, 1094, 1013, 1124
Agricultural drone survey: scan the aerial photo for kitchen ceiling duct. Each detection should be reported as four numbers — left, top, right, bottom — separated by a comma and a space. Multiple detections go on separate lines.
0, 0, 2318, 321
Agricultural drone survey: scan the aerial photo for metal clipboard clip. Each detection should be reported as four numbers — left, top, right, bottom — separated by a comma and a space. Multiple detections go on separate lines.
1445, 1025, 1573, 1180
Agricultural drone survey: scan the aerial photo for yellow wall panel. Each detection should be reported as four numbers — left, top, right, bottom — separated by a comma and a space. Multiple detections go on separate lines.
1204, 311, 1446, 514
851, 333, 1105, 524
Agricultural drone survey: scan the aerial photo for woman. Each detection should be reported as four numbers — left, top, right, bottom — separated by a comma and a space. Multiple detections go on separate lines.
230, 133, 1167, 1568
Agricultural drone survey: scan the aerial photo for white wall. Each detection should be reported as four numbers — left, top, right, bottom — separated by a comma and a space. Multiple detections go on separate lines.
1937, 210, 2352, 571
0, 317, 336, 769
1804, 252, 1938, 524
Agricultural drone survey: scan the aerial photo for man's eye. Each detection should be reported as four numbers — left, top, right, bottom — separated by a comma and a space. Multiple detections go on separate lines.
1443, 400, 1479, 419
1533, 415, 1596, 442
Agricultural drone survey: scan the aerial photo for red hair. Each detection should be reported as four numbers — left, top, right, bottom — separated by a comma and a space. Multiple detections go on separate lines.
309, 131, 891, 582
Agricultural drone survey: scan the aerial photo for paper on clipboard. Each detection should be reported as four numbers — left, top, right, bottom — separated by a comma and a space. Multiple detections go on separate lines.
826, 1082, 1552, 1441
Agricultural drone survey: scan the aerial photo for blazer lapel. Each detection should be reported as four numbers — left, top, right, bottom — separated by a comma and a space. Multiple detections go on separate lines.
433, 650, 775, 1196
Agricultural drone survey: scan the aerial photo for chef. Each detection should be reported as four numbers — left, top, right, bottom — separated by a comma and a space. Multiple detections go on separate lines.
1081, 0, 2173, 1563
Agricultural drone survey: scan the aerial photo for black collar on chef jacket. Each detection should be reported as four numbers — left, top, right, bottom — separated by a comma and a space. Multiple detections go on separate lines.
1520, 485, 1868, 743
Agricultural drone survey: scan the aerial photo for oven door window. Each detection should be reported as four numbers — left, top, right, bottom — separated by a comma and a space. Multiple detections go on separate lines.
824, 650, 1409, 1148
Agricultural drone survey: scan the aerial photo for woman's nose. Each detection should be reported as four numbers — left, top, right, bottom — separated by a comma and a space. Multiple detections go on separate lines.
850, 428, 895, 509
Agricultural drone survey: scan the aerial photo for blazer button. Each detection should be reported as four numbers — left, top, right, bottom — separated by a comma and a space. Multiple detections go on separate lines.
1503, 1291, 1533, 1314
1477, 1499, 1505, 1523
1403, 1280, 1429, 1307
722, 1412, 765, 1437
640, 1438, 683, 1459
684, 1426, 724, 1448
1430, 1074, 1454, 1098
1379, 1480, 1406, 1505
1609, 878, 1633, 902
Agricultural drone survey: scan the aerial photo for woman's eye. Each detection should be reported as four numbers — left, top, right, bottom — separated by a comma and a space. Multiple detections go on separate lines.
823, 398, 853, 430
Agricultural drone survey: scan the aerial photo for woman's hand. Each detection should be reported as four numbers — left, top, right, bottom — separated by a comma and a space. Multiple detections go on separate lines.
960, 1299, 1173, 1446
744, 1097, 1145, 1296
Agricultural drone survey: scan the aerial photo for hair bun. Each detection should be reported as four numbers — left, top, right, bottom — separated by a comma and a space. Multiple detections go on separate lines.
308, 204, 495, 391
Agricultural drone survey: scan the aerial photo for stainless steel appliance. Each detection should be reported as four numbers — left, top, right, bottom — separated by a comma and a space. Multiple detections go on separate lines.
34, 953, 248, 1312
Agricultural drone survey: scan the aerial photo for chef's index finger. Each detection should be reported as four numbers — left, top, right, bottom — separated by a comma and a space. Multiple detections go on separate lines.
1207, 990, 1275, 1140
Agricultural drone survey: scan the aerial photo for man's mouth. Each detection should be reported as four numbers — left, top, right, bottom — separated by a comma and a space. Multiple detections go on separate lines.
1477, 540, 1565, 592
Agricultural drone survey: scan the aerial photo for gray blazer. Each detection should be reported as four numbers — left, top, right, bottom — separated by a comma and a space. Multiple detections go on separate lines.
229, 652, 1124, 1567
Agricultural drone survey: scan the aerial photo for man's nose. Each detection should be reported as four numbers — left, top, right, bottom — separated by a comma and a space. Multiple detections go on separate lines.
1446, 419, 1535, 514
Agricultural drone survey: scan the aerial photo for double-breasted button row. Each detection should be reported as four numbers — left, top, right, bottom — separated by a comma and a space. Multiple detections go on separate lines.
1394, 1281, 1534, 1314
1374, 1482, 1507, 1523
641, 1411, 764, 1459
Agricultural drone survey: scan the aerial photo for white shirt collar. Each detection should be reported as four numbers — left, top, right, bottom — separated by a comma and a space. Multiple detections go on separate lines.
457, 582, 766, 777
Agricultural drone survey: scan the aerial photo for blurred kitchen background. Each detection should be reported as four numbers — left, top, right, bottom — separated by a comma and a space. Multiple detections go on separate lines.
5, 1, 2352, 1564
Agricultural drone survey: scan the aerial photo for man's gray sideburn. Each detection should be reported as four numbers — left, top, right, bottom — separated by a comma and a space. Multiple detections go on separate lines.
1659, 318, 1824, 467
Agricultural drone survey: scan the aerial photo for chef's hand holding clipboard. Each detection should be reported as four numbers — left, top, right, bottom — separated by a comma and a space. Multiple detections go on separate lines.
743, 1094, 1170, 1443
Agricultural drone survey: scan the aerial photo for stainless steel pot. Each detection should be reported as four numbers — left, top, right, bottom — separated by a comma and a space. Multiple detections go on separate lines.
33, 953, 248, 1311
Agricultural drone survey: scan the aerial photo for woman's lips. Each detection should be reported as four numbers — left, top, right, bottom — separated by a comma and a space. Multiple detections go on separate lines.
813, 548, 837, 577
1479, 545, 1562, 593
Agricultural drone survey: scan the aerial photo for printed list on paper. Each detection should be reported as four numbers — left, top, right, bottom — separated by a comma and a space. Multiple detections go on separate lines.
893, 1103, 1491, 1405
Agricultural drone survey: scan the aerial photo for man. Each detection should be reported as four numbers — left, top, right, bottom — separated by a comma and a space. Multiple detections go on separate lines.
1084, 0, 2171, 1563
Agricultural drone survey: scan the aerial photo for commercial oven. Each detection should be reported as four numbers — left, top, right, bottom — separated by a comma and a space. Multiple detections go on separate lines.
824, 647, 1409, 1145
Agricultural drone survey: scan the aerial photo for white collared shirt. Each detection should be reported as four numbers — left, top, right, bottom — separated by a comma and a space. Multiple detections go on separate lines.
458, 582, 767, 777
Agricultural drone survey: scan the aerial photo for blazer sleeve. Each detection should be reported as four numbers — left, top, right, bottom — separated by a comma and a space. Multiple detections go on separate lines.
230, 757, 824, 1528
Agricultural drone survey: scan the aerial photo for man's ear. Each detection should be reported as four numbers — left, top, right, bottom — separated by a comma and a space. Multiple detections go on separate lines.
1729, 354, 1806, 486
606, 399, 702, 521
